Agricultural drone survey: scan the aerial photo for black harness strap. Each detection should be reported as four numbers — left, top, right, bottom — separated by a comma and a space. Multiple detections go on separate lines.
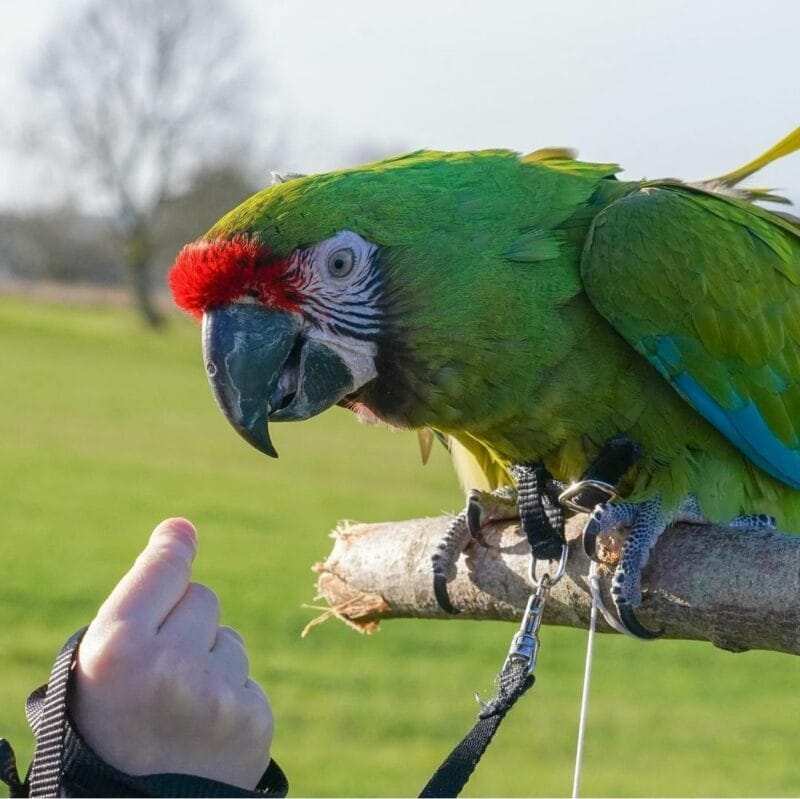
560, 435, 642, 514
512, 463, 566, 561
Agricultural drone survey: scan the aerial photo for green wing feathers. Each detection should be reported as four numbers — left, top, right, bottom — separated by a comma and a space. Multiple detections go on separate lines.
581, 184, 800, 488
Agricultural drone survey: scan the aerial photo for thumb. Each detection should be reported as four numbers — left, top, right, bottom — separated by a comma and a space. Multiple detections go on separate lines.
98, 517, 198, 630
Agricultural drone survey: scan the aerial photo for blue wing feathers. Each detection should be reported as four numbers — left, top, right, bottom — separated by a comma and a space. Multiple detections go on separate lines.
652, 336, 800, 488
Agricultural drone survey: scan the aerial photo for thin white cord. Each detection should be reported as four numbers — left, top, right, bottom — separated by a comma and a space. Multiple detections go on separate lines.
572, 564, 600, 798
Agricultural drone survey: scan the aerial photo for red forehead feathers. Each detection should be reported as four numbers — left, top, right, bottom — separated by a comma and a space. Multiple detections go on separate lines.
169, 236, 289, 318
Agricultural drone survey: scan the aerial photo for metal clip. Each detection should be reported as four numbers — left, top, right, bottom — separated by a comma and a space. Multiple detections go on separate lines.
558, 479, 619, 514
505, 541, 568, 676
504, 589, 547, 675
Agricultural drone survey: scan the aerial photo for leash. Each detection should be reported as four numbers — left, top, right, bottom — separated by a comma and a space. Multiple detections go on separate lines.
419, 436, 640, 798
419, 547, 566, 799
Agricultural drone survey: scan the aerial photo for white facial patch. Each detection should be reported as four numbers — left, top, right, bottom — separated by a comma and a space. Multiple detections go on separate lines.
304, 326, 378, 393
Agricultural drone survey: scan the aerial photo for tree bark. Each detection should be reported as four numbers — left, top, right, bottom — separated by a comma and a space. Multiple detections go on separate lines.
125, 227, 164, 329
312, 513, 800, 656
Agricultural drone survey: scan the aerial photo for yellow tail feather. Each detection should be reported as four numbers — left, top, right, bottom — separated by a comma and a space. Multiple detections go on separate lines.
713, 125, 800, 186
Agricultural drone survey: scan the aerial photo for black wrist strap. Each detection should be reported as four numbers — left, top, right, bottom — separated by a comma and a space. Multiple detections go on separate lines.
27, 628, 87, 796
1, 628, 288, 797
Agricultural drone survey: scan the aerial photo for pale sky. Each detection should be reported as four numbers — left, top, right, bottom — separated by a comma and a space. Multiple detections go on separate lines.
1, 0, 799, 211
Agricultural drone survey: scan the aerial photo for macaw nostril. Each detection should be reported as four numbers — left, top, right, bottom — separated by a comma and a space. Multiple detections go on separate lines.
206, 361, 218, 378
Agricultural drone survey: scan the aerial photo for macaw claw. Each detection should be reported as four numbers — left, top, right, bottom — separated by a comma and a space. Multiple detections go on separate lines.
433, 571, 460, 615
617, 602, 664, 639
583, 497, 665, 640
431, 511, 469, 615
432, 489, 518, 614
583, 525, 599, 560
466, 493, 484, 544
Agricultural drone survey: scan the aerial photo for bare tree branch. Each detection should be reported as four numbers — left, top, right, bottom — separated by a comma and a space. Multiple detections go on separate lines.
27, 0, 260, 325
312, 513, 800, 656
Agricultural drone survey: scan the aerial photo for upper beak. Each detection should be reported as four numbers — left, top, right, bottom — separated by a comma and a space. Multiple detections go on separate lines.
202, 304, 355, 457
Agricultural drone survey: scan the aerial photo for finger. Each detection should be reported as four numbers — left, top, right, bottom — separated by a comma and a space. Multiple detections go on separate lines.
98, 518, 197, 630
216, 625, 244, 645
158, 582, 220, 650
243, 680, 273, 738
210, 627, 250, 687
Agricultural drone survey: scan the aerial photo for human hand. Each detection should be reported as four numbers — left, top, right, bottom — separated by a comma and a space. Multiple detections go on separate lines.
71, 518, 272, 790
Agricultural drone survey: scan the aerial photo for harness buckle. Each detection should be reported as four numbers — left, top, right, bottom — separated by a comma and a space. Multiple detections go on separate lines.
558, 479, 619, 514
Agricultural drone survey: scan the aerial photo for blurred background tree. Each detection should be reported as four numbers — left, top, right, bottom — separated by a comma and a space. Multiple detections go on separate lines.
25, 0, 258, 327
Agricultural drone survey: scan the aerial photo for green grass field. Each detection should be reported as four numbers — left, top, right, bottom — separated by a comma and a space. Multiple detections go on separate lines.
1, 296, 799, 797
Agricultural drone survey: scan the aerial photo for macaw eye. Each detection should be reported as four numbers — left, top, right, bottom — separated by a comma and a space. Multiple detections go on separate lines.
326, 247, 355, 278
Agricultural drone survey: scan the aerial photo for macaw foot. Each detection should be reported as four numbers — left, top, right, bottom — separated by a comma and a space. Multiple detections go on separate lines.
432, 488, 518, 614
583, 496, 667, 640
583, 494, 779, 639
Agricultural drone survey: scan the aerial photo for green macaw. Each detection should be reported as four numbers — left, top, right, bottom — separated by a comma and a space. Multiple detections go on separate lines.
170, 125, 800, 637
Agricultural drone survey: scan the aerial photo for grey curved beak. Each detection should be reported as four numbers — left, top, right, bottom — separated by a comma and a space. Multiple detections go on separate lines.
202, 304, 355, 458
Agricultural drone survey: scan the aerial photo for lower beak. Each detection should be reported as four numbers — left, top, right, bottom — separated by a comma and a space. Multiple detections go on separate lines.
202, 304, 355, 457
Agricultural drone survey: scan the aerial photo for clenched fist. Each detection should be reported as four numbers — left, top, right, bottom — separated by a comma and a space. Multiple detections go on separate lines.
72, 518, 272, 790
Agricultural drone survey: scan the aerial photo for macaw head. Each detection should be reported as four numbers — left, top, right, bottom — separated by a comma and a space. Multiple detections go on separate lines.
169, 150, 596, 457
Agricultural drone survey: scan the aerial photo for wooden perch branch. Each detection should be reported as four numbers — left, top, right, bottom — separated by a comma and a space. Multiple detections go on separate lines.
313, 513, 800, 655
